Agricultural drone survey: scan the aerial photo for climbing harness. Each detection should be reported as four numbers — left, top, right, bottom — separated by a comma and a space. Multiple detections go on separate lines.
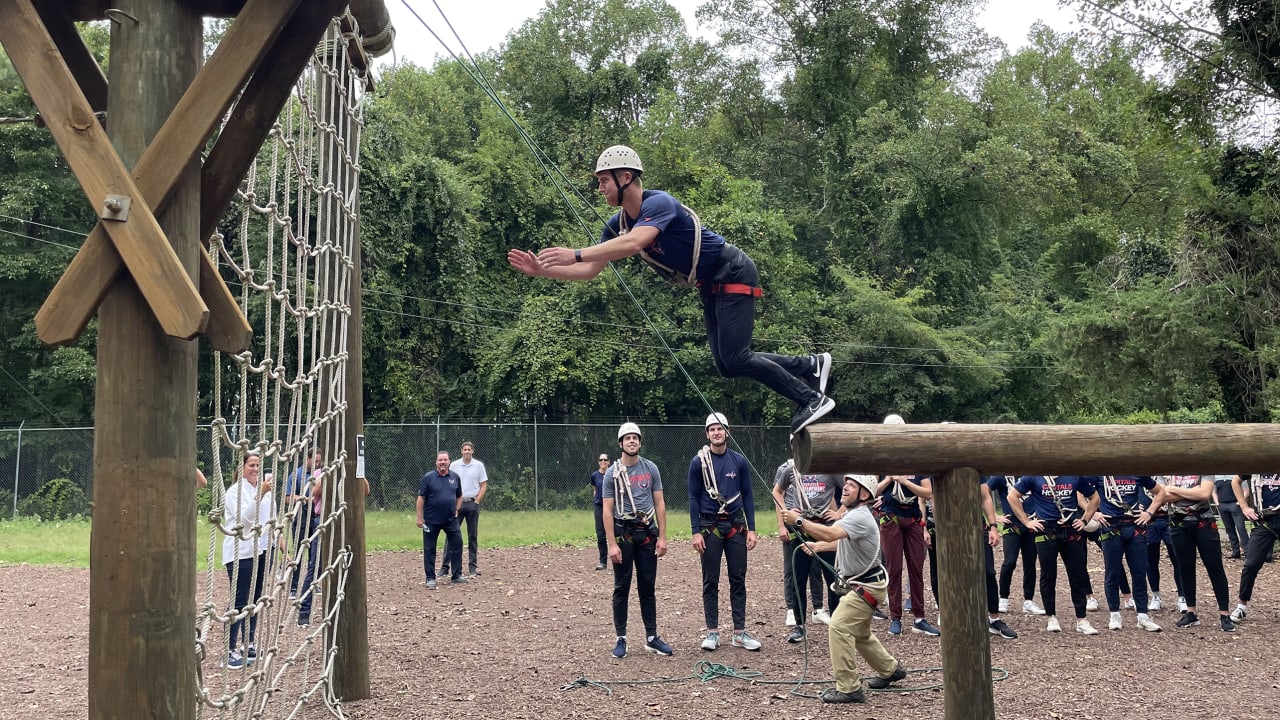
616, 201, 704, 288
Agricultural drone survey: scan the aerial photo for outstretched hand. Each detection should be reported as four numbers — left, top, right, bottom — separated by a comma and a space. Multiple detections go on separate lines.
507, 249, 543, 277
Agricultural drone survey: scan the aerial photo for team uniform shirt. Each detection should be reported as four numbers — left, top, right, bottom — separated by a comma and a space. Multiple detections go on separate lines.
835, 505, 882, 579
450, 457, 488, 500
602, 457, 663, 520
600, 190, 726, 283
1096, 475, 1157, 518
1013, 475, 1097, 526
687, 448, 756, 532
590, 469, 606, 506
773, 461, 843, 517
1243, 474, 1280, 514
984, 475, 1026, 528
418, 469, 461, 526
222, 477, 274, 563
1163, 475, 1212, 518
879, 476, 927, 521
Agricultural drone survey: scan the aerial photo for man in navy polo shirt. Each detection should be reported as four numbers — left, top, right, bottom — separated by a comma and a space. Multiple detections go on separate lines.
416, 451, 465, 589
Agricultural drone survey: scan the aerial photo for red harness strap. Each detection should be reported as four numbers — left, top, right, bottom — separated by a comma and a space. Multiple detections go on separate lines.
706, 283, 762, 297
851, 583, 879, 610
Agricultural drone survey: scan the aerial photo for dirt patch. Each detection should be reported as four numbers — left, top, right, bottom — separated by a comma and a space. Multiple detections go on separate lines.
2, 542, 1278, 719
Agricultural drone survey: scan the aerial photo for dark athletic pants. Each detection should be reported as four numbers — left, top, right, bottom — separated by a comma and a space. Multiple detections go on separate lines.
1100, 522, 1149, 612
612, 521, 659, 638
999, 526, 1038, 601
1035, 528, 1091, 619
699, 525, 749, 630
1239, 517, 1280, 602
422, 518, 463, 581
594, 503, 608, 565
700, 245, 815, 406
782, 531, 836, 622
1170, 517, 1231, 612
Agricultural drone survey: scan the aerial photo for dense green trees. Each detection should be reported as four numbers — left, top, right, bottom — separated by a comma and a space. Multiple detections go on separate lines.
1, 2, 1277, 427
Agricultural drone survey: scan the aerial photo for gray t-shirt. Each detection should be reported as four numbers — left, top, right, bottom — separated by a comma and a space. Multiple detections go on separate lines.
835, 505, 881, 578
773, 461, 842, 514
602, 457, 663, 519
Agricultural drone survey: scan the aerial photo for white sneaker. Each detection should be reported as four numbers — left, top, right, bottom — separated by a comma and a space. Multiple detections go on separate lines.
1149, 593, 1163, 611
998, 598, 1009, 613
701, 631, 720, 651
1108, 612, 1122, 631
1046, 616, 1062, 632
1085, 596, 1099, 611
1023, 599, 1046, 615
1076, 619, 1100, 635
785, 609, 796, 627
1122, 597, 1136, 609
1177, 597, 1188, 613
1136, 614, 1162, 632
731, 631, 762, 651
812, 608, 832, 625
1230, 605, 1247, 623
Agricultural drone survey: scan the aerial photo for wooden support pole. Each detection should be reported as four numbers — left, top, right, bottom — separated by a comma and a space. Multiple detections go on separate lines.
88, 2, 200, 719
932, 468, 995, 720
794, 423, 1280, 476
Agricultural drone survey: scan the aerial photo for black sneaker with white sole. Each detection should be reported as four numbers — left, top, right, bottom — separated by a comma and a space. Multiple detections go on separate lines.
806, 352, 833, 395
988, 619, 1018, 639
790, 395, 836, 434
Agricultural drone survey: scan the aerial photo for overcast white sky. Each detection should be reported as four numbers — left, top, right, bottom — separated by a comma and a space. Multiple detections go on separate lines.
379, 0, 1077, 67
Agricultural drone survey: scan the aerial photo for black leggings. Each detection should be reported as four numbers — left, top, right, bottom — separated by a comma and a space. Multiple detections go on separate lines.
1170, 517, 1231, 612
999, 527, 1037, 601
225, 553, 267, 650
1239, 518, 1280, 602
782, 534, 836, 621
1035, 530, 1090, 619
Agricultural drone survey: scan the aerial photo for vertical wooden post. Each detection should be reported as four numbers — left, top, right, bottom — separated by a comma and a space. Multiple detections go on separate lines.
88, 3, 200, 720
932, 467, 995, 720
330, 29, 370, 699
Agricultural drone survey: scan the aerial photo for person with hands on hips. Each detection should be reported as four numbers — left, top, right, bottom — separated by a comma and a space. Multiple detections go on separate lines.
688, 413, 759, 652
1008, 475, 1100, 635
601, 423, 672, 659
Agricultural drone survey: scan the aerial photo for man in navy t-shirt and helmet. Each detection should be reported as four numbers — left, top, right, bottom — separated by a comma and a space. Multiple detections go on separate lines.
507, 145, 835, 434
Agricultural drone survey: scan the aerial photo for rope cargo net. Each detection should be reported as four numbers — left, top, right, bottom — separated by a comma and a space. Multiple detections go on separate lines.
199, 16, 363, 719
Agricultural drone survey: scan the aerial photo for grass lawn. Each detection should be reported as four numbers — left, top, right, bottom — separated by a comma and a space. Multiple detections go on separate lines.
0, 510, 695, 568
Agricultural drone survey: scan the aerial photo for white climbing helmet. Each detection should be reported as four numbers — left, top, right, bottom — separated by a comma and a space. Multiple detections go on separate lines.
617, 422, 643, 441
705, 412, 729, 430
883, 413, 906, 425
845, 474, 879, 498
596, 145, 643, 174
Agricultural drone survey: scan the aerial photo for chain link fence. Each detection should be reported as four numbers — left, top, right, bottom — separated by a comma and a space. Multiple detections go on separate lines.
0, 422, 793, 519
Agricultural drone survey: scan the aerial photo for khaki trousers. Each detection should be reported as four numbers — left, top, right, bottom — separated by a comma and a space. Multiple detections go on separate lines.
828, 582, 898, 693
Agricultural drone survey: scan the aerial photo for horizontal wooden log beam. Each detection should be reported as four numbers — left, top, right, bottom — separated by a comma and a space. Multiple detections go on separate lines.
792, 423, 1280, 476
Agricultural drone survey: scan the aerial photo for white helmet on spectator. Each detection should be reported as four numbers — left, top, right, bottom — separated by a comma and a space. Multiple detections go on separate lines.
617, 422, 643, 441
883, 413, 905, 425
705, 412, 729, 430
596, 145, 643, 174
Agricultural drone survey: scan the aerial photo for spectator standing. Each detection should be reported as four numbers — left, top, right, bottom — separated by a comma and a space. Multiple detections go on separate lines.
222, 452, 274, 669
284, 449, 323, 625
590, 453, 611, 570
1214, 475, 1247, 559
1008, 475, 1101, 635
689, 413, 759, 652
448, 442, 488, 577
1156, 475, 1234, 631
985, 475, 1045, 616
1229, 473, 1280, 623
773, 459, 842, 644
417, 451, 466, 589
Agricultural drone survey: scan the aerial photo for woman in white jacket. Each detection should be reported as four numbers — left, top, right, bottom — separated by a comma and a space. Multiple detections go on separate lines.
222, 452, 274, 669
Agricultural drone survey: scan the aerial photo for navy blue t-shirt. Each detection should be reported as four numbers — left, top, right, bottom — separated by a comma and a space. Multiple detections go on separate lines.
687, 448, 756, 532
418, 470, 461, 526
601, 190, 726, 282
879, 476, 926, 520
984, 475, 1025, 528
1013, 475, 1096, 524
1096, 475, 1156, 517
590, 470, 606, 506
1244, 473, 1280, 512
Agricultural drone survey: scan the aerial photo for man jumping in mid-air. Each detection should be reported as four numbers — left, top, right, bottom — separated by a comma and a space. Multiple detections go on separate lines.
507, 145, 835, 434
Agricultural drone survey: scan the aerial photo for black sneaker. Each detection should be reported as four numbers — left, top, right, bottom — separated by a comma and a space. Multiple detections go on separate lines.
644, 635, 673, 656
1175, 612, 1200, 628
988, 619, 1018, 639
866, 662, 907, 689
786, 626, 806, 643
1220, 615, 1236, 632
821, 687, 865, 704
451, 575, 470, 584
790, 395, 836, 434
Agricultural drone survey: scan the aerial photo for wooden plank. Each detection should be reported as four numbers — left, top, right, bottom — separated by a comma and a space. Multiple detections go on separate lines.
793, 423, 1280, 476
0, 0, 208, 340
34, 0, 304, 352
64, 0, 248, 20
200, 0, 351, 243
88, 4, 201, 719
35, 0, 108, 111
932, 468, 995, 720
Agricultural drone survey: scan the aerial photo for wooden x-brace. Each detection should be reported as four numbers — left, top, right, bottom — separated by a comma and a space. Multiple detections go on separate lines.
0, 0, 349, 353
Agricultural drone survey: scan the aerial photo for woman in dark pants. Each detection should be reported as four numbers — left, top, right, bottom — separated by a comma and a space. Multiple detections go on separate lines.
1156, 476, 1235, 631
